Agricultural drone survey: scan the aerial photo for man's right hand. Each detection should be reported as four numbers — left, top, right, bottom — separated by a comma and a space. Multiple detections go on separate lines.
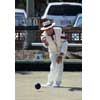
41, 37, 49, 46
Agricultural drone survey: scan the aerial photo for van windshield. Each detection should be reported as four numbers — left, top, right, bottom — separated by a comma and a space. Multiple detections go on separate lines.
75, 17, 82, 27
15, 12, 26, 26
48, 5, 82, 16
15, 12, 25, 18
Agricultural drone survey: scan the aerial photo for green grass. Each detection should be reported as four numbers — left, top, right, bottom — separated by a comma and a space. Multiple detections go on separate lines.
16, 59, 81, 63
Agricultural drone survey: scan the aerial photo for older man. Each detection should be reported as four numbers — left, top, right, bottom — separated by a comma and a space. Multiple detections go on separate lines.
40, 20, 68, 87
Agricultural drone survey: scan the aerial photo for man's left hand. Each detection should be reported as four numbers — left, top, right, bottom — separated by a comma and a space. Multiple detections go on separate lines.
56, 55, 62, 64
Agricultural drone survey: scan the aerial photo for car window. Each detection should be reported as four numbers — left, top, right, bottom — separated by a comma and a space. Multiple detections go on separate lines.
15, 12, 26, 25
15, 13, 25, 20
47, 5, 82, 16
16, 12, 25, 16
75, 16, 82, 27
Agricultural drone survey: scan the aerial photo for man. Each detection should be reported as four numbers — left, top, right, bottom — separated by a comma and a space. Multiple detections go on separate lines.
40, 20, 68, 87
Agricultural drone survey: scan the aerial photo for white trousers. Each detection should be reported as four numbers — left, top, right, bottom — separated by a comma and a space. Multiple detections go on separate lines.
48, 52, 64, 84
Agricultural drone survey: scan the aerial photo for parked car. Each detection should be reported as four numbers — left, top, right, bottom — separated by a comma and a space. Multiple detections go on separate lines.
15, 8, 27, 26
72, 13, 82, 41
41, 2, 82, 27
15, 9, 27, 49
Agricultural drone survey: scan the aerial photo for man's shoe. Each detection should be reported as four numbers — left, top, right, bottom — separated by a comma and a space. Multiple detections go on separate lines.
46, 82, 53, 87
52, 82, 60, 88
42, 82, 53, 87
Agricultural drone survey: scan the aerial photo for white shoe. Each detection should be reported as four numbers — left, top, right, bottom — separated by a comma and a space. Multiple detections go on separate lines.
52, 83, 60, 87
46, 82, 53, 86
41, 82, 53, 87
52, 82, 61, 87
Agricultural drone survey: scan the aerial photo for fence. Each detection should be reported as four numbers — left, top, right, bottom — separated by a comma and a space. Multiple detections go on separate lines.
15, 18, 82, 60
15, 26, 82, 50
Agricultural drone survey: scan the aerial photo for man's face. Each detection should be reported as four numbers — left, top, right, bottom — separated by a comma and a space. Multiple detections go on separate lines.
46, 28, 54, 36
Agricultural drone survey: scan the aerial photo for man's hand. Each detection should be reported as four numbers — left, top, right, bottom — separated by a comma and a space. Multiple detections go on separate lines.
56, 55, 62, 64
56, 53, 64, 64
41, 37, 49, 46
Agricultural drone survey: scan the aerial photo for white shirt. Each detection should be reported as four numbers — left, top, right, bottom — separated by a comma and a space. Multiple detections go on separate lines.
41, 27, 68, 55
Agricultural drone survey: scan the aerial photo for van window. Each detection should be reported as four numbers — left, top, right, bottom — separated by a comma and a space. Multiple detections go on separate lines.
76, 17, 82, 27
15, 13, 25, 20
47, 5, 82, 16
16, 12, 25, 17
15, 12, 26, 26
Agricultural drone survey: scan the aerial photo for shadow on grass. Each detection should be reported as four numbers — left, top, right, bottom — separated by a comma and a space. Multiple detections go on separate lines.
59, 86, 82, 91
41, 85, 82, 91
15, 71, 32, 75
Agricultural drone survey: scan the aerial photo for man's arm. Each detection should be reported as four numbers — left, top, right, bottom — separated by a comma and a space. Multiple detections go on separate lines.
60, 34, 68, 56
56, 35, 68, 64
40, 33, 48, 48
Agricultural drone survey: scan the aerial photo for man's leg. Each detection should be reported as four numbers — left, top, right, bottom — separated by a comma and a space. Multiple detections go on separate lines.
47, 53, 57, 86
53, 59, 64, 87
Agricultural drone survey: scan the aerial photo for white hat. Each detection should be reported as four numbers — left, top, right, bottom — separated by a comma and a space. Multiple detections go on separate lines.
41, 20, 55, 30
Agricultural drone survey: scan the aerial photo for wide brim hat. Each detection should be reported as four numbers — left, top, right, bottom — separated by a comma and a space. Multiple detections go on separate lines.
40, 20, 55, 30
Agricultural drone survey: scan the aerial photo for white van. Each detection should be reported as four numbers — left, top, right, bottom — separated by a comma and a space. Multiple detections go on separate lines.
15, 8, 27, 26
41, 2, 82, 27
